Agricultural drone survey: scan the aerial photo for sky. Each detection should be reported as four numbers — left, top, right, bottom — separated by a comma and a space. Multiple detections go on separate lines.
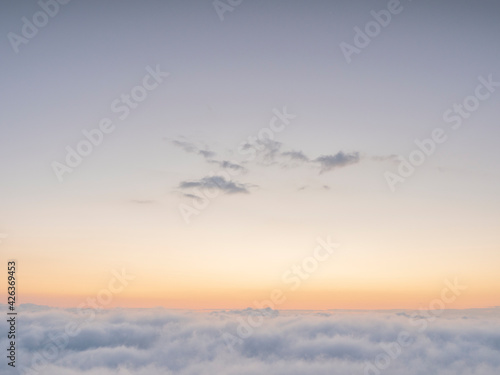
0, 0, 500, 310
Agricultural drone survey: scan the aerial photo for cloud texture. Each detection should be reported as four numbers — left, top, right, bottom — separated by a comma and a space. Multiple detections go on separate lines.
2, 305, 500, 375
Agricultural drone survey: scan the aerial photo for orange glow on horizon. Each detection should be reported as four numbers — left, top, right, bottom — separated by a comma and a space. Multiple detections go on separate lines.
9, 287, 498, 311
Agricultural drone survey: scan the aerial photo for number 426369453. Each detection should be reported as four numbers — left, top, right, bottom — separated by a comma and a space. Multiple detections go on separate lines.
7, 261, 15, 310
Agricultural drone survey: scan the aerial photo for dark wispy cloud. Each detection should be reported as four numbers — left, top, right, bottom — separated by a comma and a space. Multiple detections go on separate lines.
198, 149, 216, 159
182, 193, 204, 202
282, 150, 310, 162
208, 160, 247, 172
172, 139, 246, 173
173, 136, 365, 176
280, 150, 311, 169
171, 139, 216, 160
170, 137, 380, 199
241, 139, 360, 174
244, 139, 283, 165
315, 152, 361, 174
179, 176, 251, 194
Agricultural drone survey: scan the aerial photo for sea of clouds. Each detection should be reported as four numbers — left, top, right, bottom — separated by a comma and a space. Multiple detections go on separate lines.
1, 305, 500, 375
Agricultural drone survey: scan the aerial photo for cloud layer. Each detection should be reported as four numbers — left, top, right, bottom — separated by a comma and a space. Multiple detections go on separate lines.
3, 305, 500, 375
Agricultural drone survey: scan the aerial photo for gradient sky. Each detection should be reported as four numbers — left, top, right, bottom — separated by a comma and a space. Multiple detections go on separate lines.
1, 0, 499, 310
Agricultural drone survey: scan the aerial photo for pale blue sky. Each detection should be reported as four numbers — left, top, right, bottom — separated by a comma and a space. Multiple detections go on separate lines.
1, 0, 499, 308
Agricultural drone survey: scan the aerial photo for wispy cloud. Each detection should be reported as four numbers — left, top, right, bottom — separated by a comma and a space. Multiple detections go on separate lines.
244, 139, 283, 165
208, 160, 247, 172
315, 152, 361, 174
171, 138, 247, 173
282, 150, 310, 162
170, 136, 387, 203
198, 149, 216, 159
171, 139, 216, 160
179, 176, 252, 194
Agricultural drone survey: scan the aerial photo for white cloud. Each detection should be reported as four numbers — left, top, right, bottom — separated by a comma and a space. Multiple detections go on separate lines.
3, 306, 500, 375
